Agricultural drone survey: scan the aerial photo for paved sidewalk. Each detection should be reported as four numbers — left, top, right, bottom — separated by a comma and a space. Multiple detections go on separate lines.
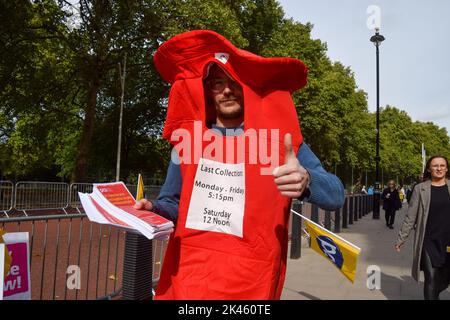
282, 207, 450, 300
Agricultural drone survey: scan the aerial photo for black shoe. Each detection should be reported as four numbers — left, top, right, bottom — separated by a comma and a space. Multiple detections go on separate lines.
389, 225, 394, 229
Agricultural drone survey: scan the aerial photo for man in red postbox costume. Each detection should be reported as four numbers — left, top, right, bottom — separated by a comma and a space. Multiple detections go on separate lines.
135, 30, 345, 299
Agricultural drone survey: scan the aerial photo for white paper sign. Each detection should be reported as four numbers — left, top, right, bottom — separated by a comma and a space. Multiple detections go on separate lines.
186, 158, 245, 237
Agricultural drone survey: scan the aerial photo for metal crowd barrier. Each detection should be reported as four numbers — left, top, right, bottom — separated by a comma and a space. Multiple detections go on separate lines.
69, 183, 161, 211
0, 179, 375, 298
69, 183, 93, 210
0, 180, 164, 216
1, 181, 14, 216
14, 182, 70, 215
125, 185, 161, 200
289, 194, 374, 259
0, 180, 166, 300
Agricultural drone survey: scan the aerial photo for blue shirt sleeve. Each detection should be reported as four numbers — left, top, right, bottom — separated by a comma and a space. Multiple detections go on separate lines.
151, 151, 181, 222
297, 143, 345, 210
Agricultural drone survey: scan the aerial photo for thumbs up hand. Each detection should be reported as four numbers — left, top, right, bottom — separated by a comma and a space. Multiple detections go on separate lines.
273, 133, 310, 198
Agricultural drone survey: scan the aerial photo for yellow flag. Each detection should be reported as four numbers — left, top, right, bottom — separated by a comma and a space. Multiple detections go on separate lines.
136, 173, 145, 201
0, 229, 11, 278
304, 220, 361, 283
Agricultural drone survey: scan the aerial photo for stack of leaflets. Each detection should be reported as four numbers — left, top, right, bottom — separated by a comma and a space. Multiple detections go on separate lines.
78, 182, 174, 240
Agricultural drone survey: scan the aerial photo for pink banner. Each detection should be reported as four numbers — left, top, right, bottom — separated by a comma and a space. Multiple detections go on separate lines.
3, 233, 31, 300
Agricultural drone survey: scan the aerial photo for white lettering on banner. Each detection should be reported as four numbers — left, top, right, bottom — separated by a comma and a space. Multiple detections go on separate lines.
2, 232, 31, 300
186, 158, 245, 237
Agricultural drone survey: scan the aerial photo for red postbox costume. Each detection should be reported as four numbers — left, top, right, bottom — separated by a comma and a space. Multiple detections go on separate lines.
153, 30, 308, 299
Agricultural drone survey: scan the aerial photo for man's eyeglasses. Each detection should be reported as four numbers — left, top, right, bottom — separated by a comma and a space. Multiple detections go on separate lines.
206, 78, 241, 93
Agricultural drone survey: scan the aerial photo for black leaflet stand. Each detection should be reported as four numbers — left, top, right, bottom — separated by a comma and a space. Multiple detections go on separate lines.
122, 229, 153, 300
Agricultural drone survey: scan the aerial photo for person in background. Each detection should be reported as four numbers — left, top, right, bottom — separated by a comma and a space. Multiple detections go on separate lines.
399, 185, 406, 203
368, 185, 374, 195
381, 180, 402, 229
395, 155, 450, 300
361, 185, 368, 194
405, 185, 412, 203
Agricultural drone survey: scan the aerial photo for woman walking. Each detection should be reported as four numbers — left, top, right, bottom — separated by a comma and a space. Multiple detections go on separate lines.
395, 155, 450, 300
382, 180, 402, 229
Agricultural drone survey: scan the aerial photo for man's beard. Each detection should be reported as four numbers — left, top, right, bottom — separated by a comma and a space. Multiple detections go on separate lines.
216, 101, 244, 120
216, 107, 244, 120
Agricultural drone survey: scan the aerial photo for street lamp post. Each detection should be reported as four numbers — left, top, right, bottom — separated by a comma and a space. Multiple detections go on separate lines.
116, 54, 127, 182
370, 28, 385, 219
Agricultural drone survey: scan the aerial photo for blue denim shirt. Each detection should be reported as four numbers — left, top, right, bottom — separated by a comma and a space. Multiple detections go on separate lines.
152, 126, 345, 221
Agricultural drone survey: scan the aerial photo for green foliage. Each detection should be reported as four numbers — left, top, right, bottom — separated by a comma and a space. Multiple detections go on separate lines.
158, 0, 248, 46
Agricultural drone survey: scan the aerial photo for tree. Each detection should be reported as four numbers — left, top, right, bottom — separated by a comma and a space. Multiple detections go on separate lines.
0, 0, 80, 179
1, 0, 449, 187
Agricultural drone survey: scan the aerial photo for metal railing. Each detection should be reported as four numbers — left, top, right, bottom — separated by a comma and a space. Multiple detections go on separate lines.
1, 181, 13, 215
0, 180, 166, 300
69, 183, 94, 210
289, 194, 374, 259
0, 180, 374, 299
0, 180, 163, 216
14, 182, 70, 215
0, 213, 167, 300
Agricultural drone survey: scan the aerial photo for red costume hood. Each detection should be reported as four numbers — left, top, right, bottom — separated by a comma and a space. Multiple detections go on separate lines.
154, 30, 307, 89
153, 30, 308, 143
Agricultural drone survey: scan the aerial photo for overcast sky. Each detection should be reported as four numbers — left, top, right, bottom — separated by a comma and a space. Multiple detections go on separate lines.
278, 0, 450, 134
